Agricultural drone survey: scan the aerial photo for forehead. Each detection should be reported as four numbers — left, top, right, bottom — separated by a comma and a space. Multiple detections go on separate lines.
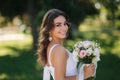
53, 16, 66, 24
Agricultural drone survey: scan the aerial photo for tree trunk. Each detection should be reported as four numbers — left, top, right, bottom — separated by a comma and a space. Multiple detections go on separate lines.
28, 0, 38, 50
111, 0, 115, 27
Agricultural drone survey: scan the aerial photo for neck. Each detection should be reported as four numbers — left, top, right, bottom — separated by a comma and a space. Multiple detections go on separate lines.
51, 39, 64, 45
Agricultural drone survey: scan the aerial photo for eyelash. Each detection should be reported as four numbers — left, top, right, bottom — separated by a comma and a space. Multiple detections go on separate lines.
56, 24, 60, 27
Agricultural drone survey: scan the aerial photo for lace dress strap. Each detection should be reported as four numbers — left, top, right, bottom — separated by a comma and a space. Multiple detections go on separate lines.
48, 44, 59, 66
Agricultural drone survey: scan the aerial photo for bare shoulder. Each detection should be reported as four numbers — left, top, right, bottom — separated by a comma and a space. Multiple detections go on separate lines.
52, 45, 68, 68
52, 45, 66, 54
52, 45, 68, 58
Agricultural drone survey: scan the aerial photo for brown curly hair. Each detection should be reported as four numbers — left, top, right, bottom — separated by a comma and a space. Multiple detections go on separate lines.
37, 9, 69, 66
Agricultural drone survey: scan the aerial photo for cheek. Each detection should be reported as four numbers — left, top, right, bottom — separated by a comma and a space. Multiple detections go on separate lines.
51, 29, 58, 35
52, 28, 59, 33
67, 27, 69, 32
65, 26, 69, 31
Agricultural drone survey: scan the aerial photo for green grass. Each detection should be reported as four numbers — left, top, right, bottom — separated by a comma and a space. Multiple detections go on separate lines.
96, 54, 120, 80
0, 34, 120, 80
0, 35, 43, 80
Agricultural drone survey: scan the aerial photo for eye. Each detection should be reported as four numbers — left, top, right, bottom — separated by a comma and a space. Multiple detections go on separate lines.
64, 23, 67, 26
55, 24, 61, 27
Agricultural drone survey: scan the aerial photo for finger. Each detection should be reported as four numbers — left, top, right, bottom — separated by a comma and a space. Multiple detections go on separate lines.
90, 64, 94, 66
89, 64, 94, 68
84, 65, 87, 70
84, 64, 89, 68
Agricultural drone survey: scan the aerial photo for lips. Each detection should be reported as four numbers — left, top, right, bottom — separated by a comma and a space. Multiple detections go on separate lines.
59, 31, 67, 36
60, 32, 66, 35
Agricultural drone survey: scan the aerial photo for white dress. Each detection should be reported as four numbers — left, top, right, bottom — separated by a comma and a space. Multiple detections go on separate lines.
43, 44, 78, 80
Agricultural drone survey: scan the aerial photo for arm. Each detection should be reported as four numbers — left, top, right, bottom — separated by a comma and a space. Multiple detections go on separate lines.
52, 45, 77, 80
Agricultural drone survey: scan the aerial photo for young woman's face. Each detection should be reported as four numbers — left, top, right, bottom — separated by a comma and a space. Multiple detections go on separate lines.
50, 15, 68, 40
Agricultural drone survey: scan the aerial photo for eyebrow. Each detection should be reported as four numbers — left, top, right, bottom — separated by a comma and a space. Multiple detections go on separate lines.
54, 22, 61, 25
54, 21, 67, 25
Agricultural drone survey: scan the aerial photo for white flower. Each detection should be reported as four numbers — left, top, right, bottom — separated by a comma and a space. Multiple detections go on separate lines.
94, 42, 100, 48
73, 50, 78, 55
82, 40, 92, 49
74, 42, 80, 47
92, 42, 96, 48
78, 42, 83, 47
93, 48, 100, 57
92, 57, 100, 63
75, 48, 80, 53
86, 48, 93, 55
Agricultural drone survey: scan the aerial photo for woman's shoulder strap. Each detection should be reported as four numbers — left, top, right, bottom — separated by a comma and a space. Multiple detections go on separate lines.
48, 44, 59, 66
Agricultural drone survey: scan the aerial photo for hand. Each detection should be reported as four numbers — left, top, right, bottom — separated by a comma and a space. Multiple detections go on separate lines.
84, 64, 95, 79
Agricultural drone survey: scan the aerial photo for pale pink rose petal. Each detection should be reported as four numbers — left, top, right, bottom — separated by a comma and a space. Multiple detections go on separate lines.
79, 50, 86, 58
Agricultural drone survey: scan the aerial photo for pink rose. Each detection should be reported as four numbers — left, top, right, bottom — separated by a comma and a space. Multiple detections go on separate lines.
79, 50, 86, 58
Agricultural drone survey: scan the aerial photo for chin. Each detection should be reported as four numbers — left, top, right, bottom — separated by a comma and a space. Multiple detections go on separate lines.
61, 36, 66, 39
58, 35, 67, 39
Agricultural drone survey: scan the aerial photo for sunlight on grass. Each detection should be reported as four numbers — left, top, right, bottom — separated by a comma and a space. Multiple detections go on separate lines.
0, 49, 17, 56
78, 16, 102, 32
79, 24, 101, 32
112, 30, 120, 37
0, 73, 9, 80
0, 34, 42, 80
112, 40, 120, 57
79, 24, 90, 31
0, 34, 32, 57
101, 48, 106, 55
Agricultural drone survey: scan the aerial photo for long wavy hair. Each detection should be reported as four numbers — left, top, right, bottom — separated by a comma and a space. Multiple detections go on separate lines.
37, 9, 69, 66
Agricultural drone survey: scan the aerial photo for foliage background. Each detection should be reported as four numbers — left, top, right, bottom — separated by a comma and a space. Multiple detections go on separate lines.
0, 0, 120, 80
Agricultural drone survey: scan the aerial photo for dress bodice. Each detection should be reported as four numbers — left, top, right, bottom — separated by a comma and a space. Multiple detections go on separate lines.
65, 49, 78, 76
43, 44, 78, 80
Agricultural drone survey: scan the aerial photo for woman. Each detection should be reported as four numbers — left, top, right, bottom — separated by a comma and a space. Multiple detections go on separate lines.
37, 9, 95, 80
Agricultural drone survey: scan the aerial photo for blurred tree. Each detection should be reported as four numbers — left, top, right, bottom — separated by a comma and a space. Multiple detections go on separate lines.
37, 0, 99, 25
36, 0, 99, 39
0, 0, 100, 49
0, 0, 27, 19
27, 0, 40, 49
97, 0, 120, 26
0, 0, 40, 49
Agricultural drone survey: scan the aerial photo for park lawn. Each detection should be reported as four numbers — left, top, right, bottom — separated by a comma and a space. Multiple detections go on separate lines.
0, 34, 43, 80
0, 34, 120, 80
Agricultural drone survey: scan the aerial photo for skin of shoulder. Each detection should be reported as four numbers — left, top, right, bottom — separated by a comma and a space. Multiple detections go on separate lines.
52, 45, 68, 80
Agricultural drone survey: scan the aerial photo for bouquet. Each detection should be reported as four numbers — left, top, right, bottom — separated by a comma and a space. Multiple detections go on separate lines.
73, 40, 101, 80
